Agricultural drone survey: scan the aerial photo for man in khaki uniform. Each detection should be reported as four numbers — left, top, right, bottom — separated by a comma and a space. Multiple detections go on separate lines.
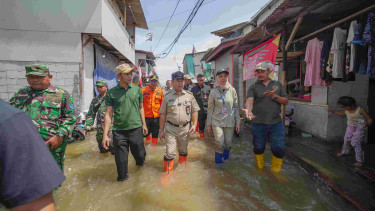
159, 71, 200, 173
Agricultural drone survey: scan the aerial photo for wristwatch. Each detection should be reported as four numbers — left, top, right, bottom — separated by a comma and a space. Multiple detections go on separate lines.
56, 132, 64, 138
272, 95, 278, 100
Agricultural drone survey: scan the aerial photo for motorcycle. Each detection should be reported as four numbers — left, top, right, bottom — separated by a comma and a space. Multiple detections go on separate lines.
67, 112, 86, 144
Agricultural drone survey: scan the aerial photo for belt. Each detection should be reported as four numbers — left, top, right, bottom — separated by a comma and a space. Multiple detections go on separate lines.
167, 121, 189, 128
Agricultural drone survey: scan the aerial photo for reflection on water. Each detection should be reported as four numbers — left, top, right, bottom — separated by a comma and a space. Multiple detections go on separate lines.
55, 130, 355, 211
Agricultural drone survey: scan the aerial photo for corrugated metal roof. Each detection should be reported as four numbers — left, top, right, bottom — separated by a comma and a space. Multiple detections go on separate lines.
211, 21, 248, 38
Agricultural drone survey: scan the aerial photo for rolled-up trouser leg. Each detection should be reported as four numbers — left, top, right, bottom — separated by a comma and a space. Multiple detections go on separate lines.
198, 113, 207, 133
50, 140, 67, 171
251, 123, 268, 155
269, 122, 286, 158
112, 130, 130, 179
128, 127, 147, 166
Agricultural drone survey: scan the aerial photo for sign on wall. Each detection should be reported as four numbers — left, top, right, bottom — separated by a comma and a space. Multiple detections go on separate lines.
243, 34, 281, 81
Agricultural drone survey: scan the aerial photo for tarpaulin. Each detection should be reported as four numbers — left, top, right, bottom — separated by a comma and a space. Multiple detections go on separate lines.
243, 34, 281, 81
202, 62, 212, 80
94, 45, 119, 95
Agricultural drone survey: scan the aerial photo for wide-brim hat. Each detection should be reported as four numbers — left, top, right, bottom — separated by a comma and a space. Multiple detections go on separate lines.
184, 74, 192, 80
255, 61, 274, 71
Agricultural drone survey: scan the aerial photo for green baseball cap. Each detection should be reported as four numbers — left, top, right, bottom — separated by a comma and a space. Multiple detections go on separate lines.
25, 64, 50, 77
96, 80, 108, 87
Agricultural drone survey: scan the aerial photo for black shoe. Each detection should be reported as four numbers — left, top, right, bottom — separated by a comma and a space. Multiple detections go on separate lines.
117, 175, 129, 182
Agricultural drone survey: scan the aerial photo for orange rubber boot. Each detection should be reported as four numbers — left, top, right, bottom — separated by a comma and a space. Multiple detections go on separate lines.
163, 160, 174, 174
199, 132, 205, 138
145, 135, 151, 143
152, 138, 158, 146
178, 154, 187, 164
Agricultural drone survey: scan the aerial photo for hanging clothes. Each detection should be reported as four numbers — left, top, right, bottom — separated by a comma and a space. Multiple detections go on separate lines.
330, 27, 347, 79
363, 12, 375, 78
320, 39, 333, 85
304, 38, 325, 87
352, 18, 368, 75
347, 20, 358, 72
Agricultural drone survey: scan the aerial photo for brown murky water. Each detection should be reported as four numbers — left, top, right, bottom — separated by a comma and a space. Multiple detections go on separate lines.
54, 130, 355, 211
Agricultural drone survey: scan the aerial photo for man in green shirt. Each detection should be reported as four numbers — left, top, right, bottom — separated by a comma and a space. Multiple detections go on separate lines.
102, 63, 148, 182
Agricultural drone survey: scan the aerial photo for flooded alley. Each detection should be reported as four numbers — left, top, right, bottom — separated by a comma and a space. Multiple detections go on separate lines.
55, 130, 355, 211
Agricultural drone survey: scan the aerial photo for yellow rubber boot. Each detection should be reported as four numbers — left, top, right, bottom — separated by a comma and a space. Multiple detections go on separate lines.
270, 155, 284, 173
254, 154, 265, 169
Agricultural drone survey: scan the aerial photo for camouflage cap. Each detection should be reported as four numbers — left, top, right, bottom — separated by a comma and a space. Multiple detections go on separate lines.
96, 80, 108, 87
25, 64, 50, 77
255, 61, 274, 72
115, 63, 134, 74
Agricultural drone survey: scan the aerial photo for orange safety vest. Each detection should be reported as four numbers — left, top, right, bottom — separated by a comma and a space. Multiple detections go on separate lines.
142, 86, 164, 118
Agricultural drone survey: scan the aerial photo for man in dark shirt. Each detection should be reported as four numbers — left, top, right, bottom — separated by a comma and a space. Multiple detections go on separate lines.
0, 99, 65, 210
242, 61, 289, 173
191, 74, 212, 138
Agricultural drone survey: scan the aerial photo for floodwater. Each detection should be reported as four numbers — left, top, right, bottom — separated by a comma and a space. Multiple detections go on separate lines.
55, 129, 356, 211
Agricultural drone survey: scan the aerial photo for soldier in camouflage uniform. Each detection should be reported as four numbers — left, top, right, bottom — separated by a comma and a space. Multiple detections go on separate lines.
9, 64, 76, 171
84, 80, 113, 153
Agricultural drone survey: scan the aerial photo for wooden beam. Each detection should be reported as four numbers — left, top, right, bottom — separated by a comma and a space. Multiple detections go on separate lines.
294, 3, 375, 43
128, 3, 137, 25
108, 0, 124, 21
123, 0, 127, 27
285, 17, 303, 51
82, 36, 92, 48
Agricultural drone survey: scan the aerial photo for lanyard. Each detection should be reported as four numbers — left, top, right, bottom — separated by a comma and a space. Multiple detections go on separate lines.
217, 88, 228, 106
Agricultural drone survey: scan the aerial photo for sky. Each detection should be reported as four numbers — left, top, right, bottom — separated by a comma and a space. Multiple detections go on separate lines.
136, 0, 270, 85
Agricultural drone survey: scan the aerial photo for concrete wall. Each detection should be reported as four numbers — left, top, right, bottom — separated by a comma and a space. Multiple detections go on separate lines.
82, 39, 95, 112
0, 0, 102, 33
101, 0, 135, 64
215, 52, 233, 83
0, 61, 80, 107
135, 52, 147, 72
182, 52, 205, 78
0, 29, 81, 63
236, 55, 244, 108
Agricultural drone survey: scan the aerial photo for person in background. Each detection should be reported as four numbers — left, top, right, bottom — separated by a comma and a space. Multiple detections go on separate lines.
164, 80, 172, 95
328, 96, 372, 167
183, 74, 194, 91
242, 61, 289, 173
84, 80, 113, 153
9, 64, 76, 171
0, 99, 65, 211
206, 69, 240, 163
191, 74, 212, 138
102, 63, 148, 182
159, 71, 199, 173
142, 75, 164, 145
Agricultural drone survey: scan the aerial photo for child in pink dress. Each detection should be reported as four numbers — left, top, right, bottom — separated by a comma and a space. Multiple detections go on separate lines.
328, 96, 373, 167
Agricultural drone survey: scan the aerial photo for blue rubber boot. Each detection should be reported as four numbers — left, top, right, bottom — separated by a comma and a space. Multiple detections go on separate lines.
215, 152, 223, 164
223, 149, 230, 160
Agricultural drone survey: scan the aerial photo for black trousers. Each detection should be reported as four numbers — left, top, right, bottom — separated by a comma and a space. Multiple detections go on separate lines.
198, 113, 207, 133
144, 117, 160, 138
112, 127, 146, 179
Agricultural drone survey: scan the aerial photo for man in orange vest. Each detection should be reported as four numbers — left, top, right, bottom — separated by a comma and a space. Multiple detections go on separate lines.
142, 75, 164, 145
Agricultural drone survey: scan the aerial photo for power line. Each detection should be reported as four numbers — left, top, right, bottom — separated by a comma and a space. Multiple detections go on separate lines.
153, 0, 181, 53
148, 0, 218, 24
158, 0, 205, 59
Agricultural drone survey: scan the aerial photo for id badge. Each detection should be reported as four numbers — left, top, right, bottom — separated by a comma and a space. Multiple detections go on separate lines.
186, 106, 191, 114
204, 94, 207, 99
222, 108, 227, 114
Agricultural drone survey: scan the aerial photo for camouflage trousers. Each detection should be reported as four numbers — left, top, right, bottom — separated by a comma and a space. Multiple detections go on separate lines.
97, 132, 113, 153
50, 140, 67, 171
